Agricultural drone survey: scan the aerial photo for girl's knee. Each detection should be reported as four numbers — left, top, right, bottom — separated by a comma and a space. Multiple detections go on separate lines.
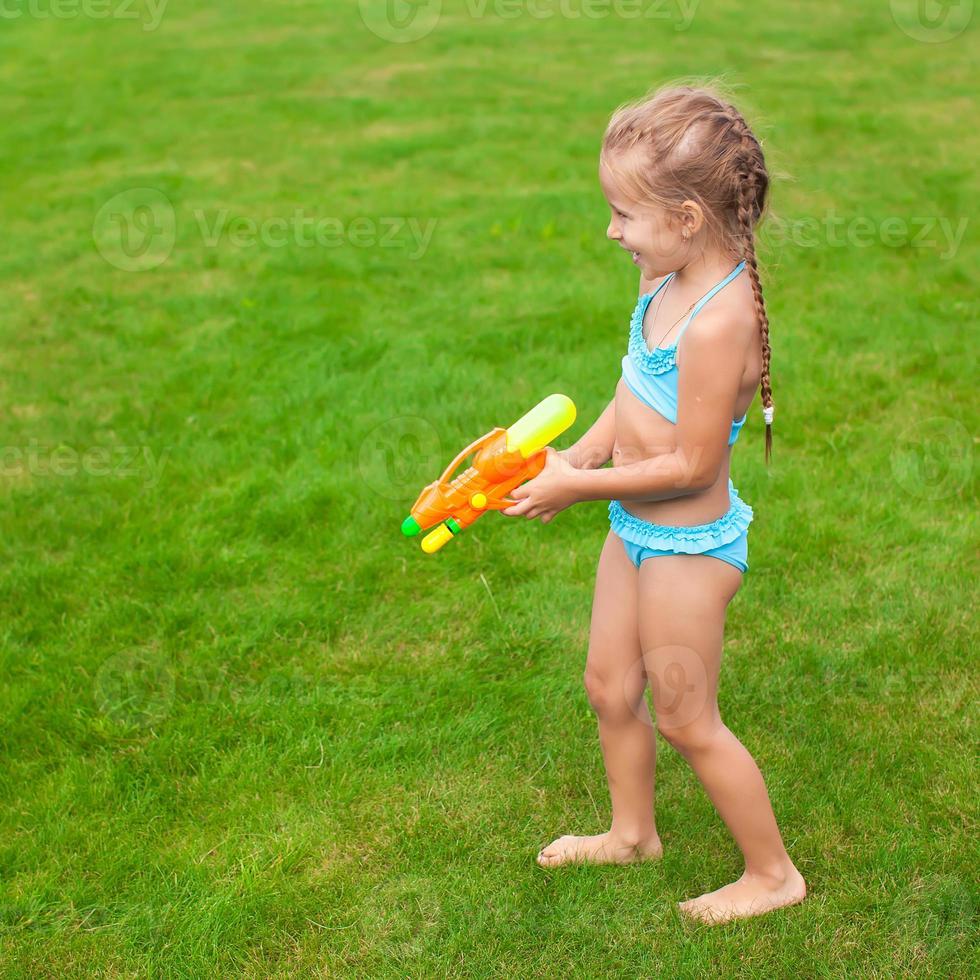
583, 669, 647, 721
657, 716, 726, 755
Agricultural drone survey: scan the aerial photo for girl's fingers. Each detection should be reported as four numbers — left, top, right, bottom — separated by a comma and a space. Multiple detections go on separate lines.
503, 501, 558, 521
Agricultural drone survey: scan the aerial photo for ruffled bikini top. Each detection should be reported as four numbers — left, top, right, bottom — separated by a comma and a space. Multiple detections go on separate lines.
621, 261, 747, 446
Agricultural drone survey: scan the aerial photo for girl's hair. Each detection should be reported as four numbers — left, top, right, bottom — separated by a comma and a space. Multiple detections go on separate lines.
601, 83, 774, 462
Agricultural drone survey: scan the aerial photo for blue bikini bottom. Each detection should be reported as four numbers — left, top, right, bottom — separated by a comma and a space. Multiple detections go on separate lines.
607, 480, 753, 574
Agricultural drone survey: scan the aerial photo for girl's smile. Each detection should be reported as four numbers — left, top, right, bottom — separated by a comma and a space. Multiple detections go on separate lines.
599, 160, 691, 280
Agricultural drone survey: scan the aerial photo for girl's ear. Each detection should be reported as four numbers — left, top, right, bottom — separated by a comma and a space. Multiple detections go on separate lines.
679, 199, 705, 236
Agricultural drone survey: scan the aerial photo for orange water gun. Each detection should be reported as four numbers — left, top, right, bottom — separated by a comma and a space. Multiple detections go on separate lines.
401, 393, 577, 553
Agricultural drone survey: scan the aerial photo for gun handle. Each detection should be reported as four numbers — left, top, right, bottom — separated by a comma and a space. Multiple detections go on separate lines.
481, 449, 547, 508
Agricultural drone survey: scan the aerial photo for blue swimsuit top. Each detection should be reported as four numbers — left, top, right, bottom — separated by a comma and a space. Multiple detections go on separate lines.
621, 261, 747, 446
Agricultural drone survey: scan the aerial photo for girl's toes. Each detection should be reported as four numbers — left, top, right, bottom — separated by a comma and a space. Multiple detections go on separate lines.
537, 835, 571, 864
678, 895, 717, 922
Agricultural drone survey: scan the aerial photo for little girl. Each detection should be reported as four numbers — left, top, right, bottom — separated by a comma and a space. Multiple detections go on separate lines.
502, 85, 807, 925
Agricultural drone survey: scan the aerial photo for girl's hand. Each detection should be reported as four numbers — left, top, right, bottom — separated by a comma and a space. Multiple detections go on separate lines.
501, 447, 581, 524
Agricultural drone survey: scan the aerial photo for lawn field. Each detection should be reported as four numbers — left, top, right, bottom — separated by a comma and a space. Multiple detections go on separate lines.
0, 1, 976, 976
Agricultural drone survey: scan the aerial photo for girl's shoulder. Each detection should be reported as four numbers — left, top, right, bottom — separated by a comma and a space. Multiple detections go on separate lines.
638, 273, 668, 298
679, 293, 759, 366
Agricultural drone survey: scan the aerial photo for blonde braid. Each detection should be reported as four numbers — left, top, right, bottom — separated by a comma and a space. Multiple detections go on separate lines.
730, 114, 774, 463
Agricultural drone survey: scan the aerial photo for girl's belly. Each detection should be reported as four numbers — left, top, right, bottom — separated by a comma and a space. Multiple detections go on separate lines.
612, 377, 733, 526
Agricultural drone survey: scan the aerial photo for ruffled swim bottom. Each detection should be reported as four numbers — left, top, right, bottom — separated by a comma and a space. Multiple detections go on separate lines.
607, 480, 753, 574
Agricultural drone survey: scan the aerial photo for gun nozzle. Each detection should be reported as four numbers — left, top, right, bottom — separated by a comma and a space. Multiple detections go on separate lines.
421, 523, 455, 553
401, 515, 421, 537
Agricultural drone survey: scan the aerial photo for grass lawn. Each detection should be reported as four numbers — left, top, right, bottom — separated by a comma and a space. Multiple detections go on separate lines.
0, 0, 976, 975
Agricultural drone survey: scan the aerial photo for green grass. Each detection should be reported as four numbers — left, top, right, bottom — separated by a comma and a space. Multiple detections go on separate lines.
0, 0, 977, 975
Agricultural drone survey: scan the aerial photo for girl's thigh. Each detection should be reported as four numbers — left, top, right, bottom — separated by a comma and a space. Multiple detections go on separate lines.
584, 530, 646, 712
636, 554, 742, 736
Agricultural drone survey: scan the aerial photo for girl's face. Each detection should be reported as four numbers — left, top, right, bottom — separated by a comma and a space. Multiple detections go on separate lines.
599, 159, 688, 280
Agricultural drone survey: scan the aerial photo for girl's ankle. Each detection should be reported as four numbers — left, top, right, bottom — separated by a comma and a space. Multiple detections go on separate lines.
745, 856, 796, 885
611, 827, 660, 848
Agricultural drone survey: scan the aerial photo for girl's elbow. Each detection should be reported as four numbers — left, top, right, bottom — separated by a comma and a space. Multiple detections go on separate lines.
682, 472, 717, 494
681, 454, 722, 492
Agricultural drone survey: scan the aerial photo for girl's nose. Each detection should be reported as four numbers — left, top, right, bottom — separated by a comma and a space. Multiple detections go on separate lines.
607, 220, 620, 241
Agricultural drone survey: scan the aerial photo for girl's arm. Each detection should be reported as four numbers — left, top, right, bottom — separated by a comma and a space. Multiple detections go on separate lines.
573, 310, 747, 503
560, 398, 616, 470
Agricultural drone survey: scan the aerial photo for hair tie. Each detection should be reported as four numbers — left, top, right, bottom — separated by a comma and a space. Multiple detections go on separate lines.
763, 405, 774, 425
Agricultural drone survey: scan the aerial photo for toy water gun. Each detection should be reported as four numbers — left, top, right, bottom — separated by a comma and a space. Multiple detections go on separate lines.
401, 393, 577, 554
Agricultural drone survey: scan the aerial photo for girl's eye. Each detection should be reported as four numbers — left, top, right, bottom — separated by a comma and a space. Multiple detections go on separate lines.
616, 210, 629, 219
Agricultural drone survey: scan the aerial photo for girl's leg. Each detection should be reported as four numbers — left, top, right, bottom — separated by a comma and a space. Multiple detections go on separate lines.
537, 530, 663, 867
637, 553, 807, 924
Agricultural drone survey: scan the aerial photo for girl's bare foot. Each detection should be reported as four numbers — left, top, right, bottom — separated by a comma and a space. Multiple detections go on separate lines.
678, 861, 807, 925
536, 830, 663, 868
